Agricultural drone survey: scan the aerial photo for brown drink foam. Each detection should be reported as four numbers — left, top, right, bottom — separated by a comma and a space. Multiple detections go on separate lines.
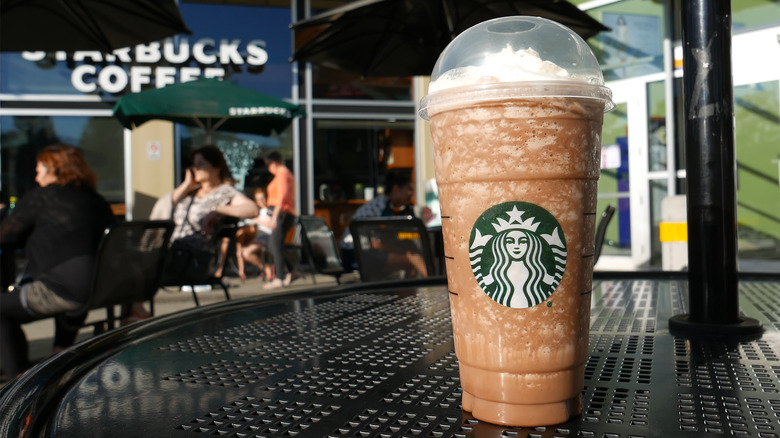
429, 97, 604, 426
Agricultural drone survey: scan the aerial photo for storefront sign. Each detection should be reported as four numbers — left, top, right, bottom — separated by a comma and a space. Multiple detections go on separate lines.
21, 38, 268, 94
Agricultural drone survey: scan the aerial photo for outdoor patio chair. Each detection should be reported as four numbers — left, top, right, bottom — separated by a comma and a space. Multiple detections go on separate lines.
159, 217, 235, 306
63, 220, 174, 334
349, 216, 435, 282
298, 215, 346, 284
426, 225, 446, 276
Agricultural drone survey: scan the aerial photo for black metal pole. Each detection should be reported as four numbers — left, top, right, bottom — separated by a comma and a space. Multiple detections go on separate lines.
668, 0, 761, 336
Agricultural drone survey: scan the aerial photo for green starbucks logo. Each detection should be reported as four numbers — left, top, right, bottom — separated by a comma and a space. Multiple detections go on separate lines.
469, 202, 567, 308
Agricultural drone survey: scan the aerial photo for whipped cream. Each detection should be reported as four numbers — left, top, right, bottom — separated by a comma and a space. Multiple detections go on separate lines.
429, 45, 575, 93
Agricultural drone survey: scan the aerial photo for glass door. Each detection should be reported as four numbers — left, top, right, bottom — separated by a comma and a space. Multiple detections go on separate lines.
595, 79, 652, 270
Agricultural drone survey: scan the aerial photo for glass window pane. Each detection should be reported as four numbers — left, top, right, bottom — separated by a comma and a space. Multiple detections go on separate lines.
585, 0, 666, 81
649, 179, 668, 266
0, 53, 77, 95
313, 119, 414, 199
179, 126, 294, 191
312, 119, 415, 240
1, 115, 125, 203
598, 102, 631, 257
674, 77, 686, 173
308, 66, 412, 101
647, 80, 668, 171
735, 80, 780, 268
179, 3, 292, 98
733, 1, 780, 31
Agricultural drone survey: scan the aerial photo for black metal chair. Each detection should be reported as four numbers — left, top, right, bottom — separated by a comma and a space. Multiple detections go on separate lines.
159, 217, 235, 307
298, 215, 346, 284
426, 225, 446, 276
64, 220, 175, 334
349, 216, 436, 282
594, 204, 616, 264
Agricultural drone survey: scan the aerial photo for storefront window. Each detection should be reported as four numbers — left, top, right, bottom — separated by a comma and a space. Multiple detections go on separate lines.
598, 102, 631, 258
733, 1, 780, 31
0, 53, 78, 95
179, 125, 295, 191
306, 65, 413, 101
582, 0, 666, 81
646, 80, 668, 265
298, 4, 412, 101
648, 179, 667, 266
179, 2, 292, 98
312, 119, 415, 239
735, 80, 780, 268
647, 81, 668, 172
0, 115, 125, 203
313, 120, 414, 199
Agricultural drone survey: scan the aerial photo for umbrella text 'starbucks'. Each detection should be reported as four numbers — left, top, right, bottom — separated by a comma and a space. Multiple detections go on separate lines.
229, 107, 292, 117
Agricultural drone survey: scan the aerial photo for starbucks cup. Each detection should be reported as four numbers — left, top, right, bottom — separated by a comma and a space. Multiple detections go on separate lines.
419, 16, 613, 427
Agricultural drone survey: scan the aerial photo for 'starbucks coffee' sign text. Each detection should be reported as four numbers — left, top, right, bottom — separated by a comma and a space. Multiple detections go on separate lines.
21, 38, 268, 94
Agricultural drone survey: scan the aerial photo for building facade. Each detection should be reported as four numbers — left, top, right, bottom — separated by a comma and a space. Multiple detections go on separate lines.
0, 0, 778, 271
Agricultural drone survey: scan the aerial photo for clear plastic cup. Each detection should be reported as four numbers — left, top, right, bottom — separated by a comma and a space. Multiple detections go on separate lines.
419, 16, 613, 427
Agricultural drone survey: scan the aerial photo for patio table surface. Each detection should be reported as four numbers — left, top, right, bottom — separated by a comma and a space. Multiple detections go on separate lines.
3, 275, 780, 437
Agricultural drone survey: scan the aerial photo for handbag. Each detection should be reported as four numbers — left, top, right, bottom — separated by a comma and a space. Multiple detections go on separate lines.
161, 193, 217, 285
162, 239, 216, 285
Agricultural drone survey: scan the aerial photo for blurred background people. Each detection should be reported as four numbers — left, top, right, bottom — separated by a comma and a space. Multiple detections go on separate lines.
159, 145, 258, 286
339, 170, 415, 269
213, 176, 238, 279
169, 145, 258, 248
235, 187, 273, 281
263, 151, 297, 290
0, 144, 114, 378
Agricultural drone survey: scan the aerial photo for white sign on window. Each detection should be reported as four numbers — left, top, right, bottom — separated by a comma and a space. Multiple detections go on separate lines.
147, 140, 162, 161
601, 144, 622, 169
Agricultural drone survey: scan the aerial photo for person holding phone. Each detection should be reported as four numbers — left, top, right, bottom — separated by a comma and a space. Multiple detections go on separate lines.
169, 145, 258, 248
149, 145, 258, 291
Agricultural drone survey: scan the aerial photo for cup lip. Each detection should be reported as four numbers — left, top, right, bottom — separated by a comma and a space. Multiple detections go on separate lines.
418, 81, 615, 120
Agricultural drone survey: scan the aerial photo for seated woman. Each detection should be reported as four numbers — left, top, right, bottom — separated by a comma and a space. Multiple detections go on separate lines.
0, 144, 115, 378
162, 145, 258, 284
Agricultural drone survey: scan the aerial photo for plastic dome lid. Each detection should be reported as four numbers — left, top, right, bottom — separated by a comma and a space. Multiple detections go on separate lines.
420, 16, 614, 119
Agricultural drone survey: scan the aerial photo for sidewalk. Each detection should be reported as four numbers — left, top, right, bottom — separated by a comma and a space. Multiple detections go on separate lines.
21, 271, 361, 370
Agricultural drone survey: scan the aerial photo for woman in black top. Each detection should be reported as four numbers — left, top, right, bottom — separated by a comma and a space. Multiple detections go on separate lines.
0, 144, 114, 378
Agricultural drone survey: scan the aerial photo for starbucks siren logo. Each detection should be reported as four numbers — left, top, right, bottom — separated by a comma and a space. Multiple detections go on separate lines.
469, 202, 567, 308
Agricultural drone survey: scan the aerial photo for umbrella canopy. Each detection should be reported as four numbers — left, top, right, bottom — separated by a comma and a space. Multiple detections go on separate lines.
113, 78, 306, 140
0, 0, 191, 53
291, 0, 610, 77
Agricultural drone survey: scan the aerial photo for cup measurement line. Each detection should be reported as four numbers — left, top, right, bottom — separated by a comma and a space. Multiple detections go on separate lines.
448, 289, 458, 296
581, 289, 593, 296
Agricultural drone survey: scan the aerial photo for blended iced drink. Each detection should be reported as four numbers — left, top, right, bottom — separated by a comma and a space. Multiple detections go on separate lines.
419, 17, 613, 427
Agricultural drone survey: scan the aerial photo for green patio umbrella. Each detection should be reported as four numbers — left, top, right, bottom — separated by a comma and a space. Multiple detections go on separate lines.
113, 78, 305, 141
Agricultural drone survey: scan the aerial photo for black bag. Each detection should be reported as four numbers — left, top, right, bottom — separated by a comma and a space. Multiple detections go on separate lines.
162, 239, 216, 285
160, 192, 216, 285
